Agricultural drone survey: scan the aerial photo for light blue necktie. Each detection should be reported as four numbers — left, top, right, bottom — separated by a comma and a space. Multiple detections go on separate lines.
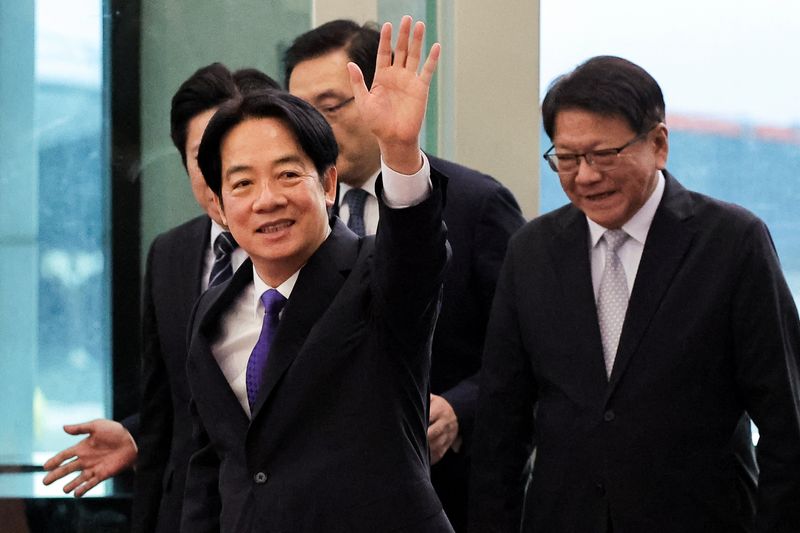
596, 229, 630, 377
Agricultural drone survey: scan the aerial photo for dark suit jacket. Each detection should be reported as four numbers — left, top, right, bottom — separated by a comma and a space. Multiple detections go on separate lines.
334, 155, 524, 530
131, 214, 210, 533
469, 173, 800, 533
181, 176, 453, 533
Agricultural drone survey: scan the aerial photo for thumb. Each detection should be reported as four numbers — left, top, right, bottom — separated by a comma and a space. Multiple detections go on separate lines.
63, 422, 94, 436
347, 62, 369, 101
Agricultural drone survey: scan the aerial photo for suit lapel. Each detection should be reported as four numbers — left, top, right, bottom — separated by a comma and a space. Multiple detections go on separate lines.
174, 216, 210, 321
250, 219, 361, 417
188, 216, 211, 296
606, 172, 696, 395
191, 262, 256, 428
551, 207, 610, 399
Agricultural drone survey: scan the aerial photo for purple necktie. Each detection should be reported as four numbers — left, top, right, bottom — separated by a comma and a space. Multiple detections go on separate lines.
246, 289, 287, 410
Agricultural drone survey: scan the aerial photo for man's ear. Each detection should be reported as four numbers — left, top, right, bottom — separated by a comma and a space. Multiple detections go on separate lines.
323, 166, 338, 208
653, 122, 669, 170
212, 193, 227, 226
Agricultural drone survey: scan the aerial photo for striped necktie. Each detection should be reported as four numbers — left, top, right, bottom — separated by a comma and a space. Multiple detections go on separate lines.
208, 231, 237, 289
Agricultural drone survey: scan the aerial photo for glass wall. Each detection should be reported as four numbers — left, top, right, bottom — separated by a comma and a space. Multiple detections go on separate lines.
0, 0, 110, 466
139, 0, 313, 251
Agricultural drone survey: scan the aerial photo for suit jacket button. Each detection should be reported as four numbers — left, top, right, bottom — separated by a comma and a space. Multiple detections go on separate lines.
603, 409, 615, 422
254, 472, 268, 484
595, 481, 606, 496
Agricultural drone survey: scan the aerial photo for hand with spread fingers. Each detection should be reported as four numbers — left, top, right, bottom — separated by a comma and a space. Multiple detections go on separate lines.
347, 15, 441, 175
42, 419, 137, 497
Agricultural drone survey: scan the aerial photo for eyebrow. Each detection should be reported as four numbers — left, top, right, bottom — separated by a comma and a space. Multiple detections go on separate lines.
224, 154, 309, 179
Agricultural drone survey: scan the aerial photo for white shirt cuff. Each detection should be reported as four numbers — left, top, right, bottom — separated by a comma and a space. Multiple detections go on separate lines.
380, 151, 432, 208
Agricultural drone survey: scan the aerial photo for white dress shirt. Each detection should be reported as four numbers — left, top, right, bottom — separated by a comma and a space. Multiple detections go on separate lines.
211, 153, 432, 416
587, 171, 666, 300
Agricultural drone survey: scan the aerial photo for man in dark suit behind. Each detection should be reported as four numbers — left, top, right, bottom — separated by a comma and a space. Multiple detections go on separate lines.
469, 56, 800, 532
42, 64, 279, 532
181, 18, 453, 532
284, 20, 525, 530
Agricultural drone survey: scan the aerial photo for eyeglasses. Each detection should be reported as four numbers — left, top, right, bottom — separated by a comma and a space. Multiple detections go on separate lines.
316, 96, 355, 121
543, 128, 653, 176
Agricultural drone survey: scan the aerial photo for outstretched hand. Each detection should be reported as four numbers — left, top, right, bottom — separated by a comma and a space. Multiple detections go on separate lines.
348, 15, 441, 174
42, 419, 138, 497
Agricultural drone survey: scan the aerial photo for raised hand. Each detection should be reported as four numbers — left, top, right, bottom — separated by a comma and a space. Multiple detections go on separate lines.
42, 419, 137, 497
347, 15, 441, 174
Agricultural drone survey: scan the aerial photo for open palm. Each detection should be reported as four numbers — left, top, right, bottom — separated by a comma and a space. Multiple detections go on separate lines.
348, 16, 440, 167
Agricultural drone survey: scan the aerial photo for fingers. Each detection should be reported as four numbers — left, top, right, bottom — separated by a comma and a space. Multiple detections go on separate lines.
419, 42, 441, 87
347, 62, 369, 102
376, 16, 439, 80
405, 21, 425, 73
63, 421, 94, 436
375, 22, 393, 71
63, 469, 99, 497
74, 478, 99, 498
393, 15, 412, 68
42, 446, 77, 472
42, 457, 82, 485
427, 422, 447, 465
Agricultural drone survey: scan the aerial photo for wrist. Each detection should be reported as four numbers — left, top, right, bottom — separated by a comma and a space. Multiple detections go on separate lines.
379, 142, 423, 175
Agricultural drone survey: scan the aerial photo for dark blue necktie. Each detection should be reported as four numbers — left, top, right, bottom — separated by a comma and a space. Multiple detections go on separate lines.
343, 188, 368, 237
208, 231, 238, 288
245, 289, 287, 411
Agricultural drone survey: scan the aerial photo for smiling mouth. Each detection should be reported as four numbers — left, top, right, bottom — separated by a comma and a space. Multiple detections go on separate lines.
586, 191, 616, 201
258, 220, 294, 233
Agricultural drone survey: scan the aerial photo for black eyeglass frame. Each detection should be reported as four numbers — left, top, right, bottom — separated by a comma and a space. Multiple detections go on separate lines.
542, 125, 656, 175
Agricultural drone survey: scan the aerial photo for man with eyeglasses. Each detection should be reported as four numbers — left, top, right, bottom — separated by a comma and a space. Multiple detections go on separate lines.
283, 20, 525, 531
469, 55, 800, 532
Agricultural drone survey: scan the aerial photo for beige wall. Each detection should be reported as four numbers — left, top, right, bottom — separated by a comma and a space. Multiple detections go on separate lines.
438, 0, 539, 217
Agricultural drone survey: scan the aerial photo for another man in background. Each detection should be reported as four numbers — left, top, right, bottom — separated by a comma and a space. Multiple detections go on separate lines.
284, 20, 525, 530
469, 56, 800, 532
42, 63, 280, 533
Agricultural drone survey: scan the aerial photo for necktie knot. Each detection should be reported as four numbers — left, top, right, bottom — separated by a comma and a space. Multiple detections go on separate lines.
208, 231, 239, 289
603, 229, 628, 254
343, 188, 368, 237
260, 288, 287, 318
214, 231, 237, 256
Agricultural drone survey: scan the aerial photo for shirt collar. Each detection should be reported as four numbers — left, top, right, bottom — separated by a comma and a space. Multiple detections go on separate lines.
252, 267, 299, 317
338, 169, 379, 202
209, 218, 226, 245
587, 170, 666, 248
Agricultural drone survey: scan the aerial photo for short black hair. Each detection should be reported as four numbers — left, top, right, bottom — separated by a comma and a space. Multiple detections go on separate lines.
170, 63, 279, 167
541, 56, 665, 141
233, 68, 281, 95
284, 19, 380, 89
198, 91, 339, 200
